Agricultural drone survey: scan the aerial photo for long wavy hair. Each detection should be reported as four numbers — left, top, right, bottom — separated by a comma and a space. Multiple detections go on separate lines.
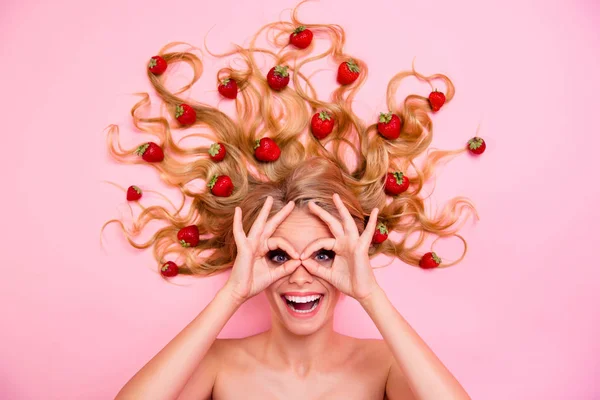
104, 1, 477, 277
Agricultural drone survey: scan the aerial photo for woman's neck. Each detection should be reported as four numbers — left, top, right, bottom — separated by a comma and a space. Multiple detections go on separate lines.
264, 318, 339, 373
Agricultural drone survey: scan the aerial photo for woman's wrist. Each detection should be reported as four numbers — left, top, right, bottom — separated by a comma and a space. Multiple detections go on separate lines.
357, 284, 387, 311
216, 284, 247, 310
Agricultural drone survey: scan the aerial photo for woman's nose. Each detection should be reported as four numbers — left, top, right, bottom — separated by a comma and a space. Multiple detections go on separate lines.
288, 264, 314, 285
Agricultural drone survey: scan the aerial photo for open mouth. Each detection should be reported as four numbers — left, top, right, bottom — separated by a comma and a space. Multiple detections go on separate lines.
281, 294, 323, 314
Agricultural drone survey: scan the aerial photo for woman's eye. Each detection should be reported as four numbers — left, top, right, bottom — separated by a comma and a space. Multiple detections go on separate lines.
267, 250, 289, 264
315, 249, 335, 262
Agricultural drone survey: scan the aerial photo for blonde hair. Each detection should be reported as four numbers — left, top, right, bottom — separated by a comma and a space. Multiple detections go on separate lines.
105, 1, 477, 276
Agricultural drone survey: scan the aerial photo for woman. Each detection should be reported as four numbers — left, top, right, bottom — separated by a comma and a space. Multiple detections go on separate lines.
114, 159, 472, 399
108, 3, 477, 398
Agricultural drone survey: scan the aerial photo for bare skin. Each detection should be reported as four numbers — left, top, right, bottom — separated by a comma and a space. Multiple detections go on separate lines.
116, 195, 471, 400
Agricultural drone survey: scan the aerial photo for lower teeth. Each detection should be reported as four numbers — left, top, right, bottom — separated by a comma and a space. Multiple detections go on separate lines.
290, 299, 319, 313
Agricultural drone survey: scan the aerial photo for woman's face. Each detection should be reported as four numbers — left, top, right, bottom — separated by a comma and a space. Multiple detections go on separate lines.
264, 207, 340, 336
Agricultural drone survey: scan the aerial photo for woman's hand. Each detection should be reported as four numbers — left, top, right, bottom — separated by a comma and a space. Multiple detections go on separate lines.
299, 193, 381, 302
223, 196, 302, 304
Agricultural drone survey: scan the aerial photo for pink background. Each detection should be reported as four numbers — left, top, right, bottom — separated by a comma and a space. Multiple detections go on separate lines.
1, 0, 599, 398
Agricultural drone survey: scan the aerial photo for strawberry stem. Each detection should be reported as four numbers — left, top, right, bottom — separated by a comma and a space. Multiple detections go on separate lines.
318, 110, 331, 121
392, 171, 404, 184
175, 105, 184, 118
274, 66, 289, 77
468, 137, 483, 149
376, 222, 388, 234
209, 143, 221, 156
134, 143, 149, 156
379, 112, 393, 124
208, 175, 218, 189
346, 59, 360, 73
293, 26, 306, 34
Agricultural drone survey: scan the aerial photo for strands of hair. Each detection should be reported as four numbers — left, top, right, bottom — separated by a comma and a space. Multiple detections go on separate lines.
104, 1, 478, 278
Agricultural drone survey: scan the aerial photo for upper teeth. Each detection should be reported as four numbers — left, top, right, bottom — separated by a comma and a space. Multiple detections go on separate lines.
284, 295, 321, 303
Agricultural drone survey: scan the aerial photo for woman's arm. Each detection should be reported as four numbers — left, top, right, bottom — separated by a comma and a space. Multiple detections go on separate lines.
115, 287, 242, 400
116, 197, 300, 399
360, 287, 471, 400
299, 194, 470, 400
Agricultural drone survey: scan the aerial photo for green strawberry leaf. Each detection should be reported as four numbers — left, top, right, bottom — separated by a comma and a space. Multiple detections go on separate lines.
208, 175, 218, 189
432, 252, 441, 264
376, 222, 388, 234
318, 110, 331, 121
274, 65, 289, 77
180, 240, 190, 248
468, 137, 483, 149
175, 105, 184, 118
148, 58, 157, 68
346, 59, 360, 73
293, 26, 306, 34
132, 185, 141, 194
379, 112, 392, 124
209, 143, 221, 156
392, 171, 404, 184
134, 143, 149, 156
221, 78, 230, 85
254, 139, 261, 150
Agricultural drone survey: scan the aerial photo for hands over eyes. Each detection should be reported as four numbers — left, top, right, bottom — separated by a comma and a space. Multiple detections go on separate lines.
300, 193, 381, 302
223, 194, 381, 304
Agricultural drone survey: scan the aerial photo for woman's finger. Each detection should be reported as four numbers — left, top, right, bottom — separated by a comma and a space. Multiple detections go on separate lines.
232, 207, 246, 244
247, 196, 274, 239
262, 200, 296, 239
266, 237, 300, 260
270, 259, 302, 281
299, 237, 336, 260
332, 193, 359, 238
301, 258, 331, 282
359, 208, 379, 246
307, 201, 345, 238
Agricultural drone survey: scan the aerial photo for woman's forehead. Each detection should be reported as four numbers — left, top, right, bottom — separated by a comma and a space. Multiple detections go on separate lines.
271, 209, 333, 247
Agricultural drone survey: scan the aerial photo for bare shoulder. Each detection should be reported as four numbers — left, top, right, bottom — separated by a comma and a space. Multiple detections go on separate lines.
178, 334, 266, 399
210, 333, 267, 363
338, 335, 394, 369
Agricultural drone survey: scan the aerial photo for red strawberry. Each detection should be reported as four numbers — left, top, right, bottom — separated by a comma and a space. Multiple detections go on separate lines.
148, 56, 167, 75
311, 111, 335, 139
254, 137, 281, 162
428, 89, 446, 112
377, 112, 402, 140
175, 104, 196, 125
337, 59, 360, 85
419, 252, 441, 269
177, 225, 200, 247
126, 185, 142, 201
208, 175, 234, 197
134, 142, 164, 162
467, 137, 486, 155
209, 142, 226, 162
218, 78, 238, 99
384, 172, 409, 195
161, 261, 179, 277
290, 26, 313, 49
267, 66, 290, 91
372, 222, 389, 244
